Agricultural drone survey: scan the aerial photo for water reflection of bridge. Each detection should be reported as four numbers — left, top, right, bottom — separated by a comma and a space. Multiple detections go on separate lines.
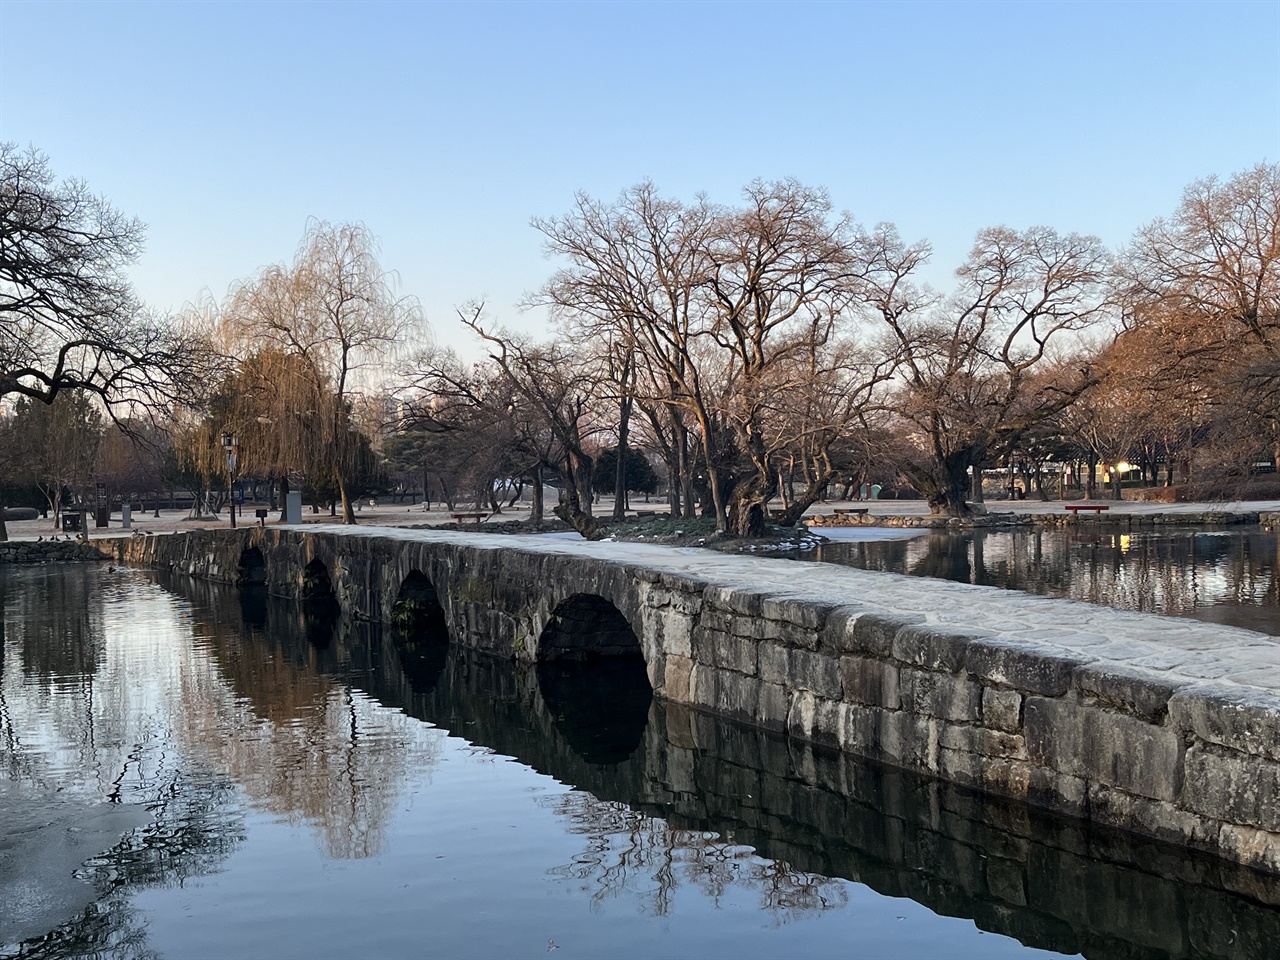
171, 573, 1280, 960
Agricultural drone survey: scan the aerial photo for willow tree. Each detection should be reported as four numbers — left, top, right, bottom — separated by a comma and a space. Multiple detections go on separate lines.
224, 221, 422, 522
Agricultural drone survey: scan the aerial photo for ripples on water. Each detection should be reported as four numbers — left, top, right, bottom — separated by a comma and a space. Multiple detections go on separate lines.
2, 564, 1279, 959
808, 525, 1280, 636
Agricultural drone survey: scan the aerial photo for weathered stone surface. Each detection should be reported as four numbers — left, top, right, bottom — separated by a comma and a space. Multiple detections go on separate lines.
761, 596, 835, 630
1182, 744, 1280, 834
1086, 782, 1220, 850
1169, 683, 1280, 762
713, 632, 758, 676
1072, 661, 1177, 722
0, 542, 110, 564
1024, 696, 1184, 802
899, 667, 982, 721
982, 687, 1023, 732
939, 724, 1027, 761
840, 655, 900, 709
702, 586, 765, 616
893, 625, 990, 673
965, 639, 1085, 697
841, 611, 925, 658
1217, 823, 1280, 875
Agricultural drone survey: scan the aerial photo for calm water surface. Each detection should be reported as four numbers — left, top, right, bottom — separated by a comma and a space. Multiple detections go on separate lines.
3, 565, 1278, 959
809, 525, 1280, 636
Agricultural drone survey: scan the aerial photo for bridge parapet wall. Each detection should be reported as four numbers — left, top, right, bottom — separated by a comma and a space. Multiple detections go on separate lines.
116, 526, 1280, 876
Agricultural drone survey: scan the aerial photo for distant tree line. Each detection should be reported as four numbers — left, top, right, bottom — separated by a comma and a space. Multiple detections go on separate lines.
1, 141, 1275, 538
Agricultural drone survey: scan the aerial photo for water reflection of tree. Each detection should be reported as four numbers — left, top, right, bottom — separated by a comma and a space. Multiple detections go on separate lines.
816, 528, 1280, 633
13, 772, 244, 960
544, 791, 847, 923
174, 598, 444, 861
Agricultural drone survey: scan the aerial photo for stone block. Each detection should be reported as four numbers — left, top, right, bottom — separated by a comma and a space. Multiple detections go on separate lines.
760, 596, 835, 630
689, 625, 722, 665
1085, 782, 1219, 850
733, 614, 774, 641
714, 669, 761, 725
660, 572, 708, 594
841, 656, 900, 709
982, 687, 1023, 732
1169, 683, 1280, 762
838, 701, 885, 757
790, 648, 843, 700
985, 857, 1028, 907
1024, 696, 1184, 802
899, 668, 982, 721
939, 724, 1028, 761
809, 696, 843, 748
757, 680, 791, 731
893, 625, 989, 673
964, 638, 1085, 697
1072, 662, 1177, 722
703, 586, 764, 616
713, 632, 758, 676
787, 690, 817, 741
1182, 743, 1280, 833
816, 604, 869, 655
879, 711, 937, 770
761, 618, 821, 650
844, 612, 926, 658
1217, 823, 1280, 876
698, 608, 735, 635
758, 642, 789, 685
662, 654, 693, 704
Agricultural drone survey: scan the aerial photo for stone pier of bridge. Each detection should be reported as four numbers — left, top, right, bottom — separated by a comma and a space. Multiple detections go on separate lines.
116, 524, 1280, 877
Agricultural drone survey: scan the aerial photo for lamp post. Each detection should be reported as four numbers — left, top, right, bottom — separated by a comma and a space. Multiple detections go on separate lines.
221, 431, 238, 529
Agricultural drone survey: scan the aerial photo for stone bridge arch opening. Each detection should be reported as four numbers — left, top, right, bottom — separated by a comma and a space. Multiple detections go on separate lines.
390, 571, 450, 686
538, 593, 644, 663
536, 593, 651, 761
237, 547, 267, 586
301, 558, 336, 603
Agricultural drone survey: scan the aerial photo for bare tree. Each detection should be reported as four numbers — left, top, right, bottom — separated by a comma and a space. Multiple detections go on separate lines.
864, 223, 1112, 517
0, 144, 218, 538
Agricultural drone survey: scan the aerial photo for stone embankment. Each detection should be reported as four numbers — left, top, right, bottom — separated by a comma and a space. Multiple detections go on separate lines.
809, 509, 1262, 529
0, 540, 110, 563
118, 525, 1280, 876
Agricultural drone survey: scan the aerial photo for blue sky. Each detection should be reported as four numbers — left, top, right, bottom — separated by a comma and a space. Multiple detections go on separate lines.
2, 0, 1277, 349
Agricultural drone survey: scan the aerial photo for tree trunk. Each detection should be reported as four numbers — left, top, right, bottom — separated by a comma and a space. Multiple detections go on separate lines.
529, 470, 544, 525
552, 477, 601, 539
971, 464, 985, 504
613, 396, 631, 523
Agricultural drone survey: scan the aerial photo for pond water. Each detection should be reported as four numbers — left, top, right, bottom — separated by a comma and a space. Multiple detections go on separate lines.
3, 564, 1279, 959
808, 525, 1280, 636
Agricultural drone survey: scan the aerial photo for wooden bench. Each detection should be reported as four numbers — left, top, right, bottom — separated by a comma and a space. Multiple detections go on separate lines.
1064, 504, 1110, 515
833, 507, 869, 516
450, 512, 487, 525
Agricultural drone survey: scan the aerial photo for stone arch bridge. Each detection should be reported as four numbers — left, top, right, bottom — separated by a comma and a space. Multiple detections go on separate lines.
116, 524, 1280, 877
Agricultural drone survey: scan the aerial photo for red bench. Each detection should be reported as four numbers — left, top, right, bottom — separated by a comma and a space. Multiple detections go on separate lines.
450, 512, 486, 525
1064, 504, 1110, 515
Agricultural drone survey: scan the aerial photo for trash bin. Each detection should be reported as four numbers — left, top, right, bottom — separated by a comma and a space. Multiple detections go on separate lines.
61, 511, 82, 533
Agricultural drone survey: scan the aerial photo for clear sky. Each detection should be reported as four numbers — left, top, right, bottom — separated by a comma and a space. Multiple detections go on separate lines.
2, 0, 1277, 350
